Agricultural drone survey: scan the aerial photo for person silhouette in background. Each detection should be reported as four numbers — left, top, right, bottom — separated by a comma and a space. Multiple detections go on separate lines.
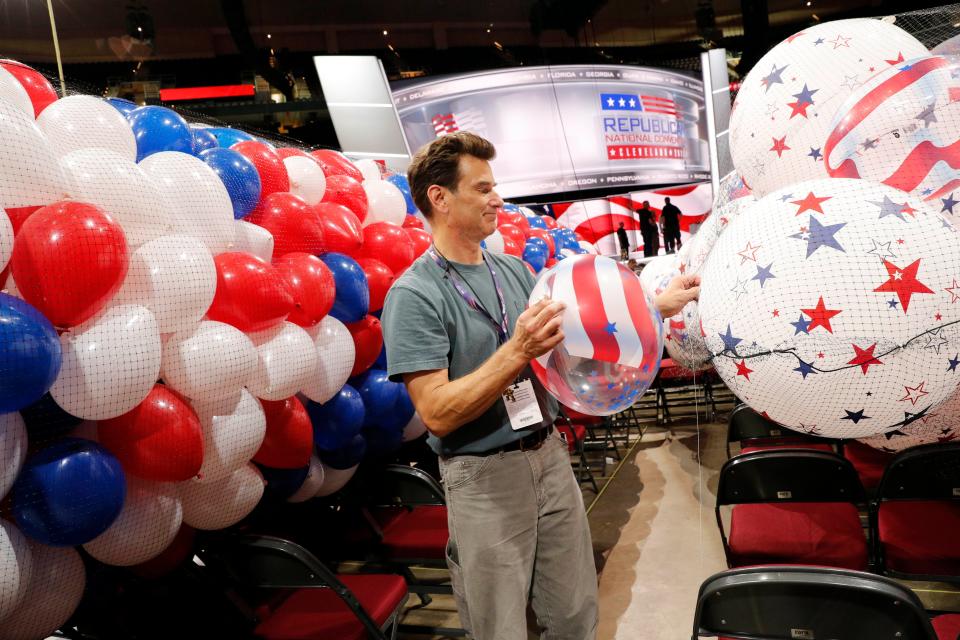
660, 196, 682, 254
616, 222, 630, 261
637, 201, 658, 257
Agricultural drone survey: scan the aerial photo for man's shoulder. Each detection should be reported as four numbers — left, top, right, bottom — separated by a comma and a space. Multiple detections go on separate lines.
393, 254, 443, 290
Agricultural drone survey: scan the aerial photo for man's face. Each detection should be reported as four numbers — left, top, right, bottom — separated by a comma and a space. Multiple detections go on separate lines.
443, 155, 503, 242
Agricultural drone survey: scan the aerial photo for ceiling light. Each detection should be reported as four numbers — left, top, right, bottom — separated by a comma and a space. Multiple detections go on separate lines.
382, 29, 388, 36
266, 33, 272, 39
487, 29, 491, 33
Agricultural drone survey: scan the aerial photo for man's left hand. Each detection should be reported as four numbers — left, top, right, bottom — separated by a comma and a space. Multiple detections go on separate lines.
655, 274, 700, 318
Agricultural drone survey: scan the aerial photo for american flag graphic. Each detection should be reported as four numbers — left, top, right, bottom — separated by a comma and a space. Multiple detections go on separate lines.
432, 108, 488, 138
599, 93, 678, 117
432, 113, 458, 136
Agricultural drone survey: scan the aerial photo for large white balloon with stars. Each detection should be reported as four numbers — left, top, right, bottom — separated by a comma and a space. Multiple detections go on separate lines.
730, 18, 928, 197
699, 178, 960, 438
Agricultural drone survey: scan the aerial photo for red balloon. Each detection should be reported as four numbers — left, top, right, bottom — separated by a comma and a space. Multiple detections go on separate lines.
5, 206, 41, 235
11, 200, 128, 328
275, 147, 312, 160
497, 223, 524, 248
321, 174, 368, 222
207, 252, 294, 332
574, 232, 585, 242
274, 253, 335, 327
402, 215, 425, 229
541, 215, 559, 230
0, 60, 58, 117
405, 227, 432, 258
0, 266, 7, 291
310, 149, 363, 182
497, 209, 530, 235
545, 257, 558, 269
254, 396, 313, 469
98, 385, 203, 482
131, 524, 196, 579
246, 192, 325, 257
356, 258, 394, 313
355, 222, 415, 273
347, 315, 384, 377
231, 140, 290, 200
528, 228, 555, 256
502, 235, 522, 257
314, 202, 363, 255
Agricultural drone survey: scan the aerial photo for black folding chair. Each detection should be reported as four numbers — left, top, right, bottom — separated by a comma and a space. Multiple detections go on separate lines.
692, 565, 943, 640
726, 404, 834, 458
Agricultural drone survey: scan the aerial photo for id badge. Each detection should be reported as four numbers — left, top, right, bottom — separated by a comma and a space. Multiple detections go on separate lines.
503, 378, 544, 431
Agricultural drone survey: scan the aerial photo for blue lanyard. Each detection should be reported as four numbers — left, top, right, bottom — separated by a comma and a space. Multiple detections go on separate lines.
428, 245, 510, 345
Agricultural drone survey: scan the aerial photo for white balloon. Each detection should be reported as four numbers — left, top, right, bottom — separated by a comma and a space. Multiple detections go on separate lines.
578, 240, 598, 255
192, 389, 266, 483
61, 148, 172, 247
301, 315, 356, 403
663, 301, 712, 372
0, 208, 12, 273
283, 155, 327, 205
860, 381, 960, 453
139, 151, 236, 255
729, 19, 928, 197
363, 179, 407, 227
682, 196, 756, 276
83, 478, 182, 566
0, 67, 32, 117
314, 463, 358, 497
180, 463, 265, 530
402, 413, 427, 442
639, 253, 679, 300
0, 519, 32, 622
247, 322, 319, 401
485, 228, 505, 254
113, 234, 216, 334
229, 219, 274, 262
37, 95, 137, 161
0, 97, 74, 208
0, 413, 27, 502
354, 158, 382, 182
51, 304, 162, 420
162, 321, 257, 404
287, 455, 326, 503
0, 543, 85, 640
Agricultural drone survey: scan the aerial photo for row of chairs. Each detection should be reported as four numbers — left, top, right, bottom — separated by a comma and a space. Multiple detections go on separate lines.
720, 405, 960, 581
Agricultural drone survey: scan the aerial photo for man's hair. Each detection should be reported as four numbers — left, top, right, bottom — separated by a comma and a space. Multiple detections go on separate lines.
407, 132, 497, 217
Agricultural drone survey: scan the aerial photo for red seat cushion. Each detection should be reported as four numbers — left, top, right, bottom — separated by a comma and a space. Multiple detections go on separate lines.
879, 500, 960, 576
378, 505, 448, 560
740, 443, 834, 455
255, 574, 407, 640
728, 502, 868, 570
933, 613, 960, 640
843, 441, 894, 490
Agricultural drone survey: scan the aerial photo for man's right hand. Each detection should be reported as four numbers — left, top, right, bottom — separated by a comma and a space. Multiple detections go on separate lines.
509, 298, 566, 360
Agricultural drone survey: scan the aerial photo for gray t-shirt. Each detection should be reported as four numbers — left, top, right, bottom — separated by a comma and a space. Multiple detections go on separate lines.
382, 251, 559, 456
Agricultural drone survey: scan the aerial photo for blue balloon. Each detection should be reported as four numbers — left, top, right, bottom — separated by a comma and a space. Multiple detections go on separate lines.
190, 127, 219, 155
205, 127, 256, 149
501, 203, 521, 213
13, 439, 126, 546
19, 393, 81, 439
549, 229, 566, 258
361, 426, 403, 460
386, 174, 416, 214
0, 293, 61, 413
105, 97, 137, 116
319, 253, 369, 324
527, 215, 548, 230
308, 384, 366, 451
198, 148, 262, 219
373, 344, 388, 370
259, 464, 310, 500
377, 387, 415, 433
128, 106, 193, 161
318, 433, 367, 470
353, 369, 402, 428
523, 237, 549, 272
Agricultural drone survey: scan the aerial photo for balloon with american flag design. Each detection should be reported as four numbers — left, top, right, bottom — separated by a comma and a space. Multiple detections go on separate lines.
528, 255, 663, 416
699, 177, 960, 438
730, 18, 927, 197
826, 54, 960, 208
639, 254, 679, 301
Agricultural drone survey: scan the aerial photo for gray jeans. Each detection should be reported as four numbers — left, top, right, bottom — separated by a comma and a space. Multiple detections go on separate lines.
439, 432, 599, 640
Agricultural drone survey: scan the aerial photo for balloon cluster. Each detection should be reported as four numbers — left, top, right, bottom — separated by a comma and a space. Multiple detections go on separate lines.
682, 20, 960, 451
0, 59, 432, 635
487, 203, 587, 274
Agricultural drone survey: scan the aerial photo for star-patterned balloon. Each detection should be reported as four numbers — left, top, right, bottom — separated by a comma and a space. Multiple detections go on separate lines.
639, 254, 679, 300
699, 178, 960, 438
826, 54, 960, 205
714, 172, 754, 211
730, 19, 928, 197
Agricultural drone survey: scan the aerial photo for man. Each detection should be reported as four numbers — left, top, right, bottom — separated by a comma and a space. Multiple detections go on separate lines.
616, 221, 630, 261
382, 132, 699, 640
660, 196, 682, 254
637, 200, 658, 257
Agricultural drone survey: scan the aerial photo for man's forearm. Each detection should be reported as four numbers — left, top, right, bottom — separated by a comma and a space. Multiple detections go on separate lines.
420, 343, 530, 438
